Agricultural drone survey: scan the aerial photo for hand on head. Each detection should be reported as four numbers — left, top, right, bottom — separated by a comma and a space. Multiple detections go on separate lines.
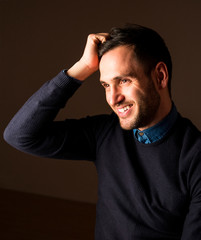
67, 33, 109, 81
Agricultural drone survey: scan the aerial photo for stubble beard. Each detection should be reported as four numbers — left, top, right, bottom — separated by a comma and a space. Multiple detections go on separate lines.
118, 83, 161, 131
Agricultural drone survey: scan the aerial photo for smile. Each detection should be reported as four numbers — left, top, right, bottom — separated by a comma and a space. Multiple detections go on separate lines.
118, 104, 133, 113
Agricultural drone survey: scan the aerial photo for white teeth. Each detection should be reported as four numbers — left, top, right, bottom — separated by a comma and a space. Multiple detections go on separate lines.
119, 106, 130, 113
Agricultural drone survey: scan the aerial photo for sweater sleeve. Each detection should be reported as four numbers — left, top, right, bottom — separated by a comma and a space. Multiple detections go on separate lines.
3, 71, 98, 161
181, 150, 201, 239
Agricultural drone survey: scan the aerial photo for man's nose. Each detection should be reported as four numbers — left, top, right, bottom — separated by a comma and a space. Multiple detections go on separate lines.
108, 87, 125, 106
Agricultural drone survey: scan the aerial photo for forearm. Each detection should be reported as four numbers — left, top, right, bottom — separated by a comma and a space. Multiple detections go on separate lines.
3, 71, 82, 152
4, 32, 109, 158
67, 60, 97, 81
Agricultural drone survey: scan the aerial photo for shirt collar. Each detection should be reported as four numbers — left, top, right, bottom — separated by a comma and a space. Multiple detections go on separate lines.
133, 103, 178, 144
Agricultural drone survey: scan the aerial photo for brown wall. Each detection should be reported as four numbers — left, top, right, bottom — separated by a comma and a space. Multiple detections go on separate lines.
1, 0, 201, 203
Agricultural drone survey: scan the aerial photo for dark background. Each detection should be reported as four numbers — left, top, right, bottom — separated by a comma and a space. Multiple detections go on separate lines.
1, 0, 201, 204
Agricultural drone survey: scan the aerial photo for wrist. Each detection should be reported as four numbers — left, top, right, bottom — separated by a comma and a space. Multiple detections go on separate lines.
67, 60, 97, 81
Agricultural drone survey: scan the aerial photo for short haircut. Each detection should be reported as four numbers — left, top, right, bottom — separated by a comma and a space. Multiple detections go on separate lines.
98, 24, 172, 95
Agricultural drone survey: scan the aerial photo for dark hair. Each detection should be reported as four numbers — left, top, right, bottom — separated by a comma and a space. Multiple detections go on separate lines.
98, 24, 172, 95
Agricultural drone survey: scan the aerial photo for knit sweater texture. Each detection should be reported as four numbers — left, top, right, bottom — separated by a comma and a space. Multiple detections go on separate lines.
4, 71, 201, 239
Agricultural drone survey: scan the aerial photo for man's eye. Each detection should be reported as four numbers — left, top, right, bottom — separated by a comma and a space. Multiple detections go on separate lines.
102, 83, 110, 88
120, 79, 129, 84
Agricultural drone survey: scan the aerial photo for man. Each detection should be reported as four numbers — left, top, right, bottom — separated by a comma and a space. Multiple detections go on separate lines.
4, 24, 201, 239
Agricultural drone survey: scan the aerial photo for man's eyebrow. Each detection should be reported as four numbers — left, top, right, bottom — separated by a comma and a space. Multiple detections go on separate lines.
100, 80, 107, 85
100, 72, 137, 83
114, 73, 137, 80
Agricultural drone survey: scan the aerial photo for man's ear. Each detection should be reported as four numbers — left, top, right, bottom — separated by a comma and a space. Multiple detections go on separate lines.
154, 62, 169, 89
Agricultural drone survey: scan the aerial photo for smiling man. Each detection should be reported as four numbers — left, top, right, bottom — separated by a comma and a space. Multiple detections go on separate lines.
4, 24, 201, 239
99, 45, 165, 130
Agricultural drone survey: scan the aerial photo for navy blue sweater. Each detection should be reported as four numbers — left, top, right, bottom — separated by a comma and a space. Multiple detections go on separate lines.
4, 71, 201, 239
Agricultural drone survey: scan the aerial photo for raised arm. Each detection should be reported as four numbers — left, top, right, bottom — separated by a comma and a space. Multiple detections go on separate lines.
3, 33, 109, 160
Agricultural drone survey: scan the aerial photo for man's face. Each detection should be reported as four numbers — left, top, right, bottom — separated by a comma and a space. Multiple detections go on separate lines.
99, 45, 161, 130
